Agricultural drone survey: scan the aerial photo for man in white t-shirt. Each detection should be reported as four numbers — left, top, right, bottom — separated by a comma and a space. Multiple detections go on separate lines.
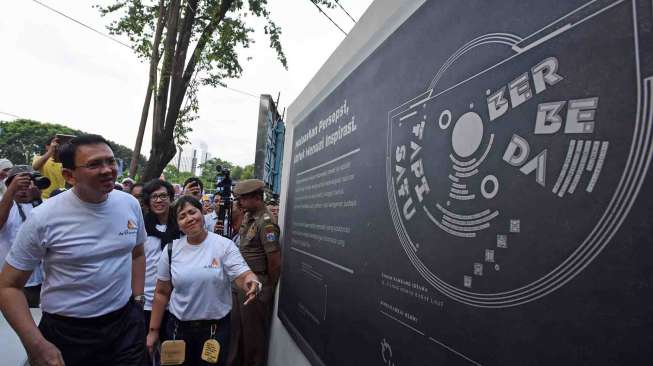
0, 135, 147, 366
0, 165, 45, 308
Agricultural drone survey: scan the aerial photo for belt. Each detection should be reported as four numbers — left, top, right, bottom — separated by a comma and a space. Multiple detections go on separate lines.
170, 312, 229, 329
43, 299, 132, 326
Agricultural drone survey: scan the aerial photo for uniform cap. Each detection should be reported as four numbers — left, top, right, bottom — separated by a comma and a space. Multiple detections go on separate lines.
0, 158, 13, 171
233, 179, 264, 196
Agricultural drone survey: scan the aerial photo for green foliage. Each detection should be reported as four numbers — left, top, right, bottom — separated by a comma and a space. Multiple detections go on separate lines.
0, 119, 147, 173
195, 158, 254, 188
163, 164, 194, 185
240, 163, 254, 179
96, 0, 336, 179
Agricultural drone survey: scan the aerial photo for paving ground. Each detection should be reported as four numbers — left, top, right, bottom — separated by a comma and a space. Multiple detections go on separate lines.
1, 309, 41, 366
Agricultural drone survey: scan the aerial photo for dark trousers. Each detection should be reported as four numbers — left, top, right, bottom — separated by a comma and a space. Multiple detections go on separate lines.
227, 283, 274, 366
23, 284, 41, 308
38, 299, 146, 366
166, 313, 231, 366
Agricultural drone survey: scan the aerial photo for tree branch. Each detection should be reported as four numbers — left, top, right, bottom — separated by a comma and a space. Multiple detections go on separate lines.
162, 0, 234, 139
153, 0, 181, 140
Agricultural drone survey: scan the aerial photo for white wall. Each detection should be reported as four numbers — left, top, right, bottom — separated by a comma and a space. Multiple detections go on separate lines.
268, 1, 426, 364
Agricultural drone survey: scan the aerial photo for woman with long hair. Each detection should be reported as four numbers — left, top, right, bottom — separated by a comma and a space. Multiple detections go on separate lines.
146, 196, 261, 365
142, 179, 180, 363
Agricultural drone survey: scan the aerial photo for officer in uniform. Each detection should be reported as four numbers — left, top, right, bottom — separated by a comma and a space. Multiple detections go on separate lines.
228, 179, 281, 366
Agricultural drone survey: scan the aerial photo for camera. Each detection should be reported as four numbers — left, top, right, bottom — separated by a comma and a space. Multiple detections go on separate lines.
214, 165, 232, 198
6, 171, 51, 190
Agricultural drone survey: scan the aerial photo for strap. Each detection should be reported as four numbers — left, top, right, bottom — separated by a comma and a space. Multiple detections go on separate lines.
16, 203, 27, 222
168, 242, 174, 289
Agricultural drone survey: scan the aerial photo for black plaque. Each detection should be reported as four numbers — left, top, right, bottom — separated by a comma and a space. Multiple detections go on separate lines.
280, 1, 653, 365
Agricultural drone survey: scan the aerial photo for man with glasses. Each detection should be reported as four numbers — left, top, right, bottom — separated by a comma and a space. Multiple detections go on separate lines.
0, 134, 147, 366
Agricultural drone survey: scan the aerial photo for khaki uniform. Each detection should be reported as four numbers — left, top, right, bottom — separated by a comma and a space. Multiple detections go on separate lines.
228, 206, 280, 366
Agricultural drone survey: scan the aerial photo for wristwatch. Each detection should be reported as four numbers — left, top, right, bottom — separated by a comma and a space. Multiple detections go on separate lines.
133, 294, 145, 308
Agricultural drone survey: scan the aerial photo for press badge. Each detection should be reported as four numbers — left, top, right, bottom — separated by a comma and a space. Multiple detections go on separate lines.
160, 340, 186, 365
201, 339, 221, 363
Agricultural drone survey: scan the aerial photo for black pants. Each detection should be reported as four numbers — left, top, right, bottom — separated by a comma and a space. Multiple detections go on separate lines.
166, 313, 231, 366
23, 284, 41, 308
38, 299, 146, 366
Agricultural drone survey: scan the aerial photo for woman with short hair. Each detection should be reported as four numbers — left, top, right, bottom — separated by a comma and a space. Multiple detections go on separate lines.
146, 196, 261, 366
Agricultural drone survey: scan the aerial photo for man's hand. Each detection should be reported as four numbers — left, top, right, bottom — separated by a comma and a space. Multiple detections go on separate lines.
6, 174, 31, 196
183, 182, 201, 198
213, 221, 225, 234
26, 337, 65, 366
46, 138, 60, 157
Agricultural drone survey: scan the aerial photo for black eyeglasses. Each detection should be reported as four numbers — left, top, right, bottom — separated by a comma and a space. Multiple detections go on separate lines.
150, 193, 170, 202
75, 157, 118, 170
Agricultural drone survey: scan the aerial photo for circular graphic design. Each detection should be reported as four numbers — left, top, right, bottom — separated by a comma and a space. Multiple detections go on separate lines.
386, 2, 653, 307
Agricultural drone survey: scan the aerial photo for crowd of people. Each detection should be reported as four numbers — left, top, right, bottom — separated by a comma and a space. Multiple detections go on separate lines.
0, 134, 282, 366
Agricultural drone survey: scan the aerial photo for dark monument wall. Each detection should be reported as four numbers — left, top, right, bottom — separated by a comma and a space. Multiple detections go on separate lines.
279, 1, 653, 364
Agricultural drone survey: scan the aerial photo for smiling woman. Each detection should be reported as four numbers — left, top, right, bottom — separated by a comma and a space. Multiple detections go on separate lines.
146, 196, 263, 365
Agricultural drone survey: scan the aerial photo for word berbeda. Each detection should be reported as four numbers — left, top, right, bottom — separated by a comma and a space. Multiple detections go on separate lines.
490, 57, 599, 186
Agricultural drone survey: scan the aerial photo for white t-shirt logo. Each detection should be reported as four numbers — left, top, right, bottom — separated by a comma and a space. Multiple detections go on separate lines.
204, 258, 220, 269
119, 219, 138, 236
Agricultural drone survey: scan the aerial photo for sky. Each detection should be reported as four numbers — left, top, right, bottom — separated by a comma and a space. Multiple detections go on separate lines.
0, 0, 374, 168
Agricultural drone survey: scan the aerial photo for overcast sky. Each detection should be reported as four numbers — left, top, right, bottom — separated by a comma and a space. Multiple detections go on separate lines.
0, 0, 373, 167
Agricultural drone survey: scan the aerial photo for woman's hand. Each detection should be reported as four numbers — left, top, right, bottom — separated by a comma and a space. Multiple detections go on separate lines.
146, 329, 160, 355
243, 277, 262, 305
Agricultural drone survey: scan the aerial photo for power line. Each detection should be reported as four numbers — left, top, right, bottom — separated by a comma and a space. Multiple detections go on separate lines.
0, 111, 24, 119
31, 0, 263, 100
31, 0, 133, 50
334, 0, 357, 23
308, 0, 347, 36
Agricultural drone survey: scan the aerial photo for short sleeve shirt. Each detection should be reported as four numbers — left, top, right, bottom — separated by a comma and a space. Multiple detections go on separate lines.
144, 224, 166, 311
32, 156, 65, 199
6, 189, 146, 317
238, 207, 281, 273
0, 202, 43, 287
157, 232, 250, 321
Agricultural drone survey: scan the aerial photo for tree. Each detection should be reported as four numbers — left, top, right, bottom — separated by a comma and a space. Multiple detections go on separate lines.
97, 0, 335, 181
163, 164, 194, 184
240, 163, 254, 179
0, 119, 146, 172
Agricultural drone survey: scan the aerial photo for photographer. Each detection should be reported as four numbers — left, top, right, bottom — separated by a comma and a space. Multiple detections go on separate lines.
32, 135, 66, 199
0, 166, 47, 308
0, 158, 13, 198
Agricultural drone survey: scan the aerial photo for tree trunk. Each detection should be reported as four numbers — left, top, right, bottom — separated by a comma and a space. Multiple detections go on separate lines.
129, 0, 167, 178
142, 0, 233, 182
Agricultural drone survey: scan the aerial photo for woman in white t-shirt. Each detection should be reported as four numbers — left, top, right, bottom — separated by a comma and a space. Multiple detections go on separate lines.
146, 195, 261, 366
142, 179, 181, 363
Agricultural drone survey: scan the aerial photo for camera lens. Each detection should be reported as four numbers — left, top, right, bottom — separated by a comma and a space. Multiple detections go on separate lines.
33, 175, 51, 190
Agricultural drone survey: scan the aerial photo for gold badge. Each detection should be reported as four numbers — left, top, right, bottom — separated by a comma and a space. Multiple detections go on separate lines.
201, 339, 221, 364
246, 226, 257, 239
160, 340, 186, 365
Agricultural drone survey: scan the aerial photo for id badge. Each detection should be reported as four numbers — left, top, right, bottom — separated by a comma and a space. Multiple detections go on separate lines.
161, 340, 186, 365
201, 339, 221, 364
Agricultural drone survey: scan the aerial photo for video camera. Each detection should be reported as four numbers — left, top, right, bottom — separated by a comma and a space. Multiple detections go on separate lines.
214, 165, 234, 238
214, 165, 232, 198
